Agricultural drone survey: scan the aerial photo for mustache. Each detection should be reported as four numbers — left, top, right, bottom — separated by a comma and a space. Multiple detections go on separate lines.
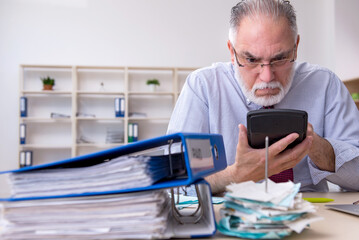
252, 82, 283, 92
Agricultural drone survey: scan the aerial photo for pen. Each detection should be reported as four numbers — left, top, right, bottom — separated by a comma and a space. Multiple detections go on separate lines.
353, 200, 359, 205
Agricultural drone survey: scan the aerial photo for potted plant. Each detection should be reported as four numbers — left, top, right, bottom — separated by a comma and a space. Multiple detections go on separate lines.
146, 78, 160, 92
41, 76, 55, 90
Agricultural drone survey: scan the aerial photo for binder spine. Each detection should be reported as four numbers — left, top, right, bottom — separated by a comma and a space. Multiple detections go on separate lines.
120, 97, 125, 117
115, 97, 125, 118
19, 151, 26, 168
20, 123, 26, 144
20, 96, 27, 117
133, 123, 138, 142
19, 150, 32, 168
25, 151, 33, 167
128, 123, 133, 143
114, 98, 120, 117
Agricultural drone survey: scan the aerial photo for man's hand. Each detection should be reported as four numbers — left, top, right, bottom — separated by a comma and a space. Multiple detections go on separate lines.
306, 123, 335, 172
231, 124, 313, 182
206, 124, 313, 194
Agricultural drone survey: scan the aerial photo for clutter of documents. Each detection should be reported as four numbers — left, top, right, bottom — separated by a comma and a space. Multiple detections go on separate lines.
0, 190, 172, 239
8, 153, 184, 199
217, 180, 323, 239
0, 132, 227, 239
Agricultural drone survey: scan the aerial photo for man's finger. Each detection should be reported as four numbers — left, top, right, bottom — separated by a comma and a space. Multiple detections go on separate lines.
237, 124, 249, 149
269, 133, 299, 156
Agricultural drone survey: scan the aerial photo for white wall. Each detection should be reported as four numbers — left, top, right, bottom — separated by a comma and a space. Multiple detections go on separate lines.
0, 0, 358, 171
292, 0, 336, 71
335, 0, 359, 80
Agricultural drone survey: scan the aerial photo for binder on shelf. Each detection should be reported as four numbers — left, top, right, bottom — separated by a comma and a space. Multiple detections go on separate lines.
19, 151, 26, 168
128, 122, 133, 142
133, 123, 138, 142
114, 97, 125, 117
20, 96, 27, 117
19, 150, 32, 168
1, 133, 226, 238
25, 150, 33, 167
19, 123, 26, 144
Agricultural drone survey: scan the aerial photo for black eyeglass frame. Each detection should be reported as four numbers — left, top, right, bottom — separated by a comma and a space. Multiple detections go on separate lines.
231, 43, 297, 70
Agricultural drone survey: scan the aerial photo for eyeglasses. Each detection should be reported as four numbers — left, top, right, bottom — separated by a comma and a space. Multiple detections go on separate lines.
232, 44, 297, 72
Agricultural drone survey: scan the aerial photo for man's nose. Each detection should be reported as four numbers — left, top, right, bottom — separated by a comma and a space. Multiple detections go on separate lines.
259, 64, 275, 83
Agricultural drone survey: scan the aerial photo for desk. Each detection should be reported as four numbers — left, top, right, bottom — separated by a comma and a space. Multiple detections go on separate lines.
213, 192, 359, 240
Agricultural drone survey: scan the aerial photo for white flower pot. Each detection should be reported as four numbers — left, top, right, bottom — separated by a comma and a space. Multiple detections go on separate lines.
149, 84, 157, 92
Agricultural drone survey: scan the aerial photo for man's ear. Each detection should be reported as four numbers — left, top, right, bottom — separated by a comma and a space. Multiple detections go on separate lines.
294, 35, 300, 59
227, 40, 235, 65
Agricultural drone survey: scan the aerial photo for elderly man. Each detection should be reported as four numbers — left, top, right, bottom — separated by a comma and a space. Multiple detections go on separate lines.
167, 0, 359, 194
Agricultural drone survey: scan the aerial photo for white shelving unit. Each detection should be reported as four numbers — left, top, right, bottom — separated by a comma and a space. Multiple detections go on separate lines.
343, 77, 359, 110
19, 65, 196, 166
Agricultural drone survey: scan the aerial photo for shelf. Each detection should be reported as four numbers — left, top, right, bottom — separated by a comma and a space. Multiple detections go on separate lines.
76, 117, 124, 121
20, 117, 71, 123
19, 64, 197, 166
77, 91, 125, 95
128, 91, 174, 96
22, 90, 72, 95
128, 117, 170, 121
76, 143, 124, 148
19, 144, 72, 149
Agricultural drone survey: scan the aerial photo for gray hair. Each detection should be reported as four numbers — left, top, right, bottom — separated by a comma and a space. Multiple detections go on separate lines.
229, 0, 298, 44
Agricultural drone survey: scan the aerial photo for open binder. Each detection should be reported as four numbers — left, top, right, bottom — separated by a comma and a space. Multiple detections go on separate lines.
0, 132, 227, 239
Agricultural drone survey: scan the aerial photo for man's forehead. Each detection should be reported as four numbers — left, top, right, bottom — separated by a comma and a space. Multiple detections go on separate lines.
234, 16, 294, 56
235, 15, 293, 45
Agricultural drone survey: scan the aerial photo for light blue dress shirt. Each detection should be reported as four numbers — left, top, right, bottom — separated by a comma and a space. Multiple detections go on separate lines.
167, 62, 359, 192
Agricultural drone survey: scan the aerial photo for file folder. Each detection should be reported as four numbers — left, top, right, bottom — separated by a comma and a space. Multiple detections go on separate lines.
128, 122, 133, 142
120, 97, 125, 117
18, 150, 32, 168
19, 151, 26, 168
20, 96, 27, 117
133, 123, 138, 142
0, 132, 227, 201
1, 133, 225, 239
19, 123, 26, 144
0, 180, 217, 239
115, 97, 125, 117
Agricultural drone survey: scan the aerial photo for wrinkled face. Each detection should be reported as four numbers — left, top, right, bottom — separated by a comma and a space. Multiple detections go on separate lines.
228, 15, 299, 106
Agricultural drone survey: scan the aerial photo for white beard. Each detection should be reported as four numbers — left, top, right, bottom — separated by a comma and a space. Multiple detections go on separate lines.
234, 66, 294, 107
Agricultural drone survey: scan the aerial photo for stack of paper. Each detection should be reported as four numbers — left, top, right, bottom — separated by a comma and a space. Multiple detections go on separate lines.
8, 154, 183, 199
0, 190, 171, 240
217, 180, 323, 239
105, 128, 124, 143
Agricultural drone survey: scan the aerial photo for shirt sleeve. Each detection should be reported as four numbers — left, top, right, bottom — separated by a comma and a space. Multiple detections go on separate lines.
167, 72, 210, 134
307, 72, 359, 190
